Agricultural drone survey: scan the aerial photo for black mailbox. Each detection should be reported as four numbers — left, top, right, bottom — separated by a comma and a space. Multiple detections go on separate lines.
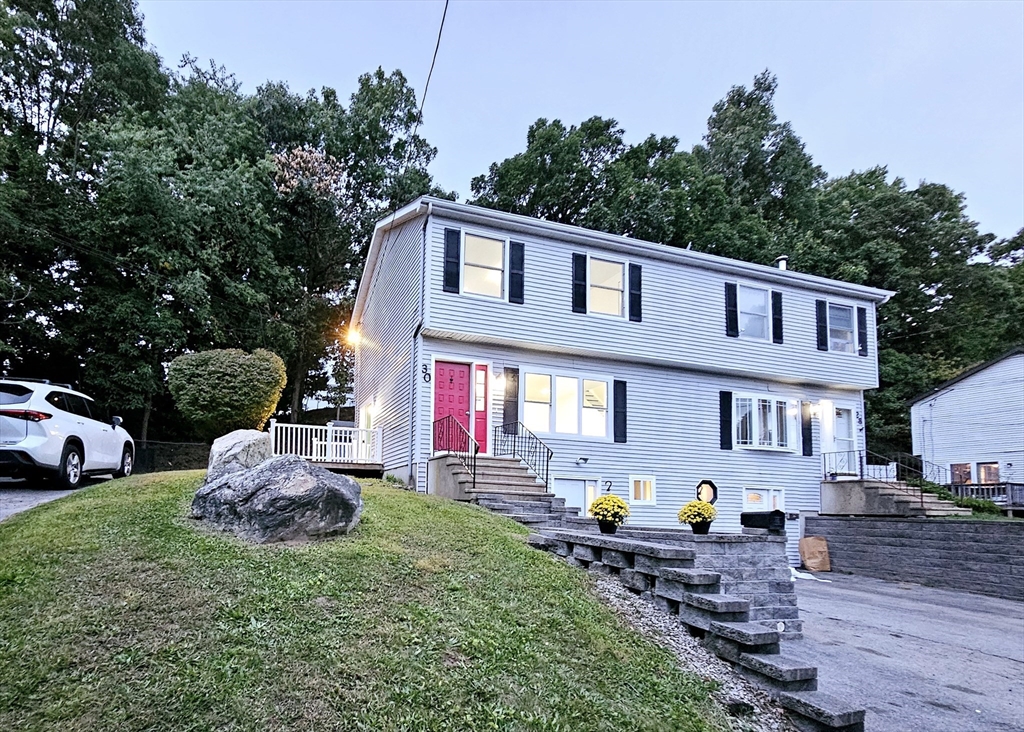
740, 510, 787, 535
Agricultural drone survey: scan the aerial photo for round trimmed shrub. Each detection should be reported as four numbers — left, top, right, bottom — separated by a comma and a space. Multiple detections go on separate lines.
168, 348, 287, 441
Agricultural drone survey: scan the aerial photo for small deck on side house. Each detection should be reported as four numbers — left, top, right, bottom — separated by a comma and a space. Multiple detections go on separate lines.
268, 420, 384, 475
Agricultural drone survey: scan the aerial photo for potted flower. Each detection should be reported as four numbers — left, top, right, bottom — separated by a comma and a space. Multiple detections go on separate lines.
678, 500, 717, 535
588, 494, 630, 534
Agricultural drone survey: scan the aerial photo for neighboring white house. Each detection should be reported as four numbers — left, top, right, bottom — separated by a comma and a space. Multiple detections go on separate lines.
351, 197, 893, 562
910, 346, 1024, 486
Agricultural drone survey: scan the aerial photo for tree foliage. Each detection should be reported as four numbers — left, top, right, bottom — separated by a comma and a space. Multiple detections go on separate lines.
167, 348, 287, 440
471, 71, 1023, 454
1, 1, 443, 439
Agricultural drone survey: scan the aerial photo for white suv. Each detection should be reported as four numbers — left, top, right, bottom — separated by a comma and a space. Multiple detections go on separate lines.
0, 379, 135, 488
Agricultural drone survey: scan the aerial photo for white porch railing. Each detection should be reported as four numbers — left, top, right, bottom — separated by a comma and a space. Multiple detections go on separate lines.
268, 420, 382, 464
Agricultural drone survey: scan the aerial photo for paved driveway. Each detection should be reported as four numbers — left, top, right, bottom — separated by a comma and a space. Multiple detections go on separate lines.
789, 573, 1024, 732
0, 477, 94, 522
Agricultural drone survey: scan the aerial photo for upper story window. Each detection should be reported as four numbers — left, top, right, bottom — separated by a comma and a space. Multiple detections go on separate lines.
734, 394, 797, 451
589, 258, 624, 316
828, 304, 855, 353
463, 233, 505, 299
738, 285, 770, 340
522, 371, 609, 438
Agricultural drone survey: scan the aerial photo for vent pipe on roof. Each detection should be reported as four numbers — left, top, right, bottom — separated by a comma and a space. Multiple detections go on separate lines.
773, 255, 789, 271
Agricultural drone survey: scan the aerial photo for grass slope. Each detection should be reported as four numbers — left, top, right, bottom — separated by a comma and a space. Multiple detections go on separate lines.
0, 473, 729, 731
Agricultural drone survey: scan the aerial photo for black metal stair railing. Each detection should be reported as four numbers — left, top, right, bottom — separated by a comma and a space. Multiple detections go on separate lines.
492, 421, 553, 489
433, 415, 479, 490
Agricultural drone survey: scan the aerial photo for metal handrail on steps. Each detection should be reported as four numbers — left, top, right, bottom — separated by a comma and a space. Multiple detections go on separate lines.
821, 449, 927, 510
492, 421, 553, 490
433, 415, 479, 491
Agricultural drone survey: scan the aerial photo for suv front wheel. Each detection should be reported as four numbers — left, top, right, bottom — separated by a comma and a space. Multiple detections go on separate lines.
57, 443, 84, 489
114, 446, 133, 479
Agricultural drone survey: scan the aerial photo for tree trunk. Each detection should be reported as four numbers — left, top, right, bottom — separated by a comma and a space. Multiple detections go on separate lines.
140, 394, 152, 442
289, 365, 306, 423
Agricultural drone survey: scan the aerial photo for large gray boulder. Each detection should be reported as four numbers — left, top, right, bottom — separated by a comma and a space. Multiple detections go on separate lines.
192, 454, 362, 543
206, 429, 272, 484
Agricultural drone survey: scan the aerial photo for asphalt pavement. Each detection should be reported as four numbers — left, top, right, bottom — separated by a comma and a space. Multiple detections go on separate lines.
790, 572, 1024, 732
0, 477, 90, 522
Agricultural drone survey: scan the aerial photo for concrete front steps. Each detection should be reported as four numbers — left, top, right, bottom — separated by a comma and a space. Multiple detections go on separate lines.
821, 479, 971, 517
446, 454, 548, 494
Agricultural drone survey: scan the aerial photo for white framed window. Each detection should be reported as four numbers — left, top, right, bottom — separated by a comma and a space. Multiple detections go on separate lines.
738, 285, 770, 340
629, 475, 656, 505
523, 373, 551, 433
735, 394, 797, 451
523, 371, 610, 438
977, 462, 1000, 484
827, 303, 856, 353
589, 257, 625, 316
743, 486, 785, 512
463, 232, 506, 299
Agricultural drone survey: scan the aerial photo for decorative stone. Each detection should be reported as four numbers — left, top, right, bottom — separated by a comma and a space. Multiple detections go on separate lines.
192, 454, 362, 543
205, 429, 273, 484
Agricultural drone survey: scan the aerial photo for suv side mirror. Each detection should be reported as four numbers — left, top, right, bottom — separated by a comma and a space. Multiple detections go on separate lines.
112, 416, 123, 429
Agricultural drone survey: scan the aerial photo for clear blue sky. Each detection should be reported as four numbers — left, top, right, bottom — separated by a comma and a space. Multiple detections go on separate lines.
139, 0, 1023, 241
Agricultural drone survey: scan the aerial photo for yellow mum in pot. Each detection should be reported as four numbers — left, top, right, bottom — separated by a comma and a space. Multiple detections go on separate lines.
677, 500, 717, 524
589, 494, 630, 525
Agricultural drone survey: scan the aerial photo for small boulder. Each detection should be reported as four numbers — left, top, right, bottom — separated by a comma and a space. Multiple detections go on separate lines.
192, 454, 362, 543
206, 429, 272, 484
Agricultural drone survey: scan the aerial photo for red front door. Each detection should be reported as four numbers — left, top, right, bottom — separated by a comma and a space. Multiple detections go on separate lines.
473, 364, 488, 453
434, 361, 471, 451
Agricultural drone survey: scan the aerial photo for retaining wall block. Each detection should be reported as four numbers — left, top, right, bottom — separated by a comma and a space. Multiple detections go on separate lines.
601, 549, 632, 569
619, 569, 650, 592
572, 544, 598, 562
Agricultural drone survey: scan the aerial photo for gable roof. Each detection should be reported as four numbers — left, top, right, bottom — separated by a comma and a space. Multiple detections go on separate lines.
353, 196, 895, 323
908, 345, 1024, 406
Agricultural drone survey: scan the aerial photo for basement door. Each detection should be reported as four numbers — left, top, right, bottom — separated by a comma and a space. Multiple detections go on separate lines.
552, 478, 599, 516
434, 361, 471, 452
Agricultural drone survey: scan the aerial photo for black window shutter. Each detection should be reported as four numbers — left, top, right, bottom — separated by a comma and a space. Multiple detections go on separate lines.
502, 368, 519, 433
801, 401, 813, 456
815, 300, 829, 351
771, 291, 784, 344
857, 306, 868, 357
628, 263, 642, 322
572, 253, 587, 313
719, 391, 733, 450
509, 241, 525, 304
613, 380, 627, 443
725, 283, 739, 337
443, 228, 461, 293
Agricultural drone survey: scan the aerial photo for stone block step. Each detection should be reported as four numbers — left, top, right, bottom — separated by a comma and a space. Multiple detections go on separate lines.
735, 652, 818, 692
465, 480, 547, 493
541, 529, 697, 561
709, 620, 780, 646
503, 513, 559, 525
469, 490, 556, 502
526, 533, 553, 550
660, 568, 721, 585
683, 592, 750, 614
778, 690, 865, 731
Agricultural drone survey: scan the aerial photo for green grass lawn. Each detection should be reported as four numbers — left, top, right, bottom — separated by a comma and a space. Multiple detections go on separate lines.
0, 472, 730, 731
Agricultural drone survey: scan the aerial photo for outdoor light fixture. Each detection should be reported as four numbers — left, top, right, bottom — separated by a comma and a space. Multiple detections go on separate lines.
575, 457, 589, 466
345, 329, 361, 346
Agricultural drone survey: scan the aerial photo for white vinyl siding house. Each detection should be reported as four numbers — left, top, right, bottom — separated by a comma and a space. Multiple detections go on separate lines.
353, 197, 893, 563
910, 348, 1024, 486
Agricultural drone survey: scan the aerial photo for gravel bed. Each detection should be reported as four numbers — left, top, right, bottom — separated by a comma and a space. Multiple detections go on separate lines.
591, 574, 798, 732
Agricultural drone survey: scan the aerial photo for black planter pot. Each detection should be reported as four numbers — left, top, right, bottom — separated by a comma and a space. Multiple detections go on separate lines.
597, 520, 619, 535
689, 521, 712, 535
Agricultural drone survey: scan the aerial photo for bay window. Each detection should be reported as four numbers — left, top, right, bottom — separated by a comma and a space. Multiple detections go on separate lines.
735, 394, 797, 450
523, 374, 551, 433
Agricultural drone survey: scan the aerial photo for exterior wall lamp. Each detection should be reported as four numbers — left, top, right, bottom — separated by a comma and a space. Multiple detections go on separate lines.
575, 457, 589, 466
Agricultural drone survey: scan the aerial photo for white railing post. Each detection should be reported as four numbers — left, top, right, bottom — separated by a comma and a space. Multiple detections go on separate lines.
373, 428, 382, 463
